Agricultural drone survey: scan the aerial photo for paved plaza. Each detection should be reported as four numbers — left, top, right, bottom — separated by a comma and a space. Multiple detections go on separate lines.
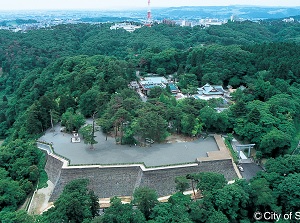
40, 124, 219, 167
240, 163, 264, 181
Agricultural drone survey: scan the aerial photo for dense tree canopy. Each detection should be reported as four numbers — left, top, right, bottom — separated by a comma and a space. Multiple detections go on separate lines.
38, 179, 99, 223
1, 18, 300, 222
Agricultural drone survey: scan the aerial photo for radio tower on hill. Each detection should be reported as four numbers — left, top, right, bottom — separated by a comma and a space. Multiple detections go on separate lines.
145, 0, 152, 27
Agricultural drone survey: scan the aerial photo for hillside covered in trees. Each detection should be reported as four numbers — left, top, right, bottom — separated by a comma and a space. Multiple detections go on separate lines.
0, 19, 300, 222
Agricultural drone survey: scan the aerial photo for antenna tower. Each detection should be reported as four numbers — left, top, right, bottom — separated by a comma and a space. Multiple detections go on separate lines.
145, 0, 152, 26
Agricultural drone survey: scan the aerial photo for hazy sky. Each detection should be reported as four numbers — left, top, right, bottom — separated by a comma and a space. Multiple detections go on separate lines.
1, 0, 300, 10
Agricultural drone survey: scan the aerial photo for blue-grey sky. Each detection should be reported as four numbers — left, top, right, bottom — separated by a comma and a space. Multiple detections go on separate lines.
1, 0, 299, 10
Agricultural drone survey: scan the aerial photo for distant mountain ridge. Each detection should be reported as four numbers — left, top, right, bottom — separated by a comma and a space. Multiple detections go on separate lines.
151, 6, 300, 20
0, 6, 299, 24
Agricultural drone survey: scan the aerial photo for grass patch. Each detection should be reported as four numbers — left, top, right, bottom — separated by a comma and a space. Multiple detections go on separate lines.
37, 151, 48, 189
224, 138, 239, 163
37, 170, 48, 189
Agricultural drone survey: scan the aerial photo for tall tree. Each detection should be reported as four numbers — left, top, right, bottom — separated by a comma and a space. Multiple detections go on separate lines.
102, 197, 146, 223
25, 102, 43, 135
79, 124, 98, 149
40, 179, 99, 223
61, 108, 85, 132
132, 187, 158, 219
132, 109, 168, 143
112, 108, 131, 144
0, 168, 26, 211
248, 107, 261, 124
249, 178, 278, 214
260, 129, 292, 157
212, 183, 249, 221
79, 88, 99, 117
175, 176, 190, 193
199, 106, 217, 131
277, 173, 300, 214
207, 211, 229, 223
181, 114, 197, 136
197, 172, 227, 194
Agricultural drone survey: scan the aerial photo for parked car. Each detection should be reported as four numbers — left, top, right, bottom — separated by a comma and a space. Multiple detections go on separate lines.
238, 165, 244, 172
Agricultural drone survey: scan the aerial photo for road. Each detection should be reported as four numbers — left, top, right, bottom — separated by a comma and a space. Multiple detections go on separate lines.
240, 163, 264, 180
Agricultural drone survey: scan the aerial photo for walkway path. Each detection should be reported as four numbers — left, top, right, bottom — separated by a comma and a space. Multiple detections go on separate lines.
197, 134, 231, 161
28, 180, 54, 215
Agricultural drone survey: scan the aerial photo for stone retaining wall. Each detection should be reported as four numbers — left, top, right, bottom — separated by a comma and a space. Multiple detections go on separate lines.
44, 152, 64, 185
50, 166, 140, 201
140, 159, 236, 196
44, 153, 237, 201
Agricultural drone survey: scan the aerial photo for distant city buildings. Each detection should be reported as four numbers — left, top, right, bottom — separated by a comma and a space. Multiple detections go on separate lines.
110, 23, 142, 32
0, 6, 299, 32
0, 11, 252, 32
199, 18, 226, 27
175, 18, 227, 27
282, 17, 295, 23
1, 9, 298, 33
162, 19, 176, 26
181, 20, 193, 27
0, 18, 84, 32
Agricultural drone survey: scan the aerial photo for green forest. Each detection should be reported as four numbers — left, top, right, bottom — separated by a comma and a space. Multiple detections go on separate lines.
0, 19, 300, 222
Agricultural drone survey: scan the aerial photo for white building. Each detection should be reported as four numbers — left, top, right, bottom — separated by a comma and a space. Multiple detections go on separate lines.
282, 18, 295, 23
110, 23, 142, 32
193, 83, 227, 101
139, 76, 180, 95
199, 19, 226, 27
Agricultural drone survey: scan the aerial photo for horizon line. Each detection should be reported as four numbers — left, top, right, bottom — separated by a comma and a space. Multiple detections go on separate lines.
0, 5, 300, 12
